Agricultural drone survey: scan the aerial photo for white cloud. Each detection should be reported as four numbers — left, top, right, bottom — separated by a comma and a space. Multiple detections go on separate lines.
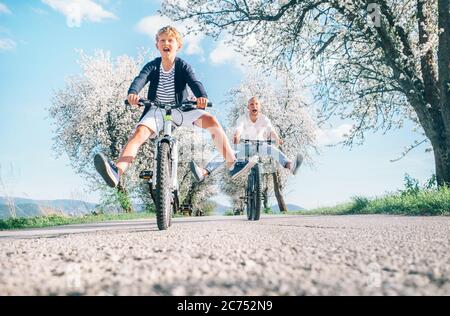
316, 124, 353, 146
136, 15, 204, 57
209, 40, 240, 65
0, 38, 17, 51
184, 33, 204, 56
209, 34, 257, 70
0, 2, 11, 14
42, 0, 117, 28
136, 15, 173, 42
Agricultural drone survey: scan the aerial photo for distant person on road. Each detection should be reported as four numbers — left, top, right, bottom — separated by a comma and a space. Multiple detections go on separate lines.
190, 96, 303, 182
93, 26, 255, 188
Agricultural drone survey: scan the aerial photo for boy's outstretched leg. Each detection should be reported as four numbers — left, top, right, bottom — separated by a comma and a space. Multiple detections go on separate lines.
94, 153, 120, 188
94, 125, 154, 188
194, 114, 255, 180
190, 151, 226, 183
190, 160, 209, 183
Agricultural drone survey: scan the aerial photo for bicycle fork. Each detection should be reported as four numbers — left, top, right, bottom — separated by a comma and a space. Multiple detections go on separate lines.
139, 110, 179, 206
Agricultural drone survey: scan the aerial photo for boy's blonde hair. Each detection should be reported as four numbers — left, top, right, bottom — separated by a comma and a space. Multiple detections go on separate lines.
156, 26, 183, 46
248, 96, 260, 105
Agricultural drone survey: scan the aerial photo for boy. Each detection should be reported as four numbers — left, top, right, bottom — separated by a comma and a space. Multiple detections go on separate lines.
190, 96, 303, 182
94, 26, 252, 188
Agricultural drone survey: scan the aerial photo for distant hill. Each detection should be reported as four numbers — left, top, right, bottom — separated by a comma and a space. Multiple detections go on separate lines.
214, 203, 232, 214
271, 204, 306, 212
0, 197, 97, 219
0, 197, 306, 219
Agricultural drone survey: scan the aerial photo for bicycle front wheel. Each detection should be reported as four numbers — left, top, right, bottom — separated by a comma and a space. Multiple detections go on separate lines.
155, 142, 173, 230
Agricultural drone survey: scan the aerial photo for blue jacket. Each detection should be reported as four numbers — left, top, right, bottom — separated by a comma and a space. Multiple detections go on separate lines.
128, 57, 208, 120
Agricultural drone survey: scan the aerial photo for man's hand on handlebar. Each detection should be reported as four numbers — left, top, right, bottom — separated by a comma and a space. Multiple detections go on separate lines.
233, 132, 241, 145
127, 94, 140, 107
196, 97, 208, 110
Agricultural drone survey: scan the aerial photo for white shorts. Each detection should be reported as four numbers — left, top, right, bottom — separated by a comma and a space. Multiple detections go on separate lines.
136, 107, 207, 136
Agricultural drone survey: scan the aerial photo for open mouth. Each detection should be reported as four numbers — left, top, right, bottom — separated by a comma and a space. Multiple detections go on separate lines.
163, 47, 170, 52
252, 109, 258, 113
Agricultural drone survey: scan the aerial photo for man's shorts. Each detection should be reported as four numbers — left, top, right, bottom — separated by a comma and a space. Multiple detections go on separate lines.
136, 107, 207, 136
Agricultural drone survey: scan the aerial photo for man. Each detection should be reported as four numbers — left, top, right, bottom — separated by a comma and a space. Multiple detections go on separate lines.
190, 96, 303, 182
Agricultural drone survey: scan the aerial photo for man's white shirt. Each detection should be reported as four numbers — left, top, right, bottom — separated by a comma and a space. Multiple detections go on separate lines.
235, 113, 275, 141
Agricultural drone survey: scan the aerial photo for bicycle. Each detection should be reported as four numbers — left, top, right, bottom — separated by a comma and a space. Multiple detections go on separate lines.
240, 139, 274, 221
125, 98, 212, 230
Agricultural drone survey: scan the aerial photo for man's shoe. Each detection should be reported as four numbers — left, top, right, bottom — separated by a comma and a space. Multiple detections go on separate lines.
190, 161, 206, 183
229, 159, 256, 180
94, 153, 120, 188
290, 154, 304, 175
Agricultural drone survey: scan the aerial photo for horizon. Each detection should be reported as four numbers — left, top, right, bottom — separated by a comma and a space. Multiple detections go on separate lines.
0, 195, 304, 209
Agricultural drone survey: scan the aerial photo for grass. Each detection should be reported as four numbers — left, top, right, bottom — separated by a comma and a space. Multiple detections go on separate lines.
295, 186, 450, 216
0, 212, 155, 231
3, 177, 449, 230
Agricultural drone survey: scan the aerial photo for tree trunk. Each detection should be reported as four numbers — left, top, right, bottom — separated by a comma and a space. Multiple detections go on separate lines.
117, 183, 133, 213
431, 141, 450, 186
436, 0, 450, 186
418, 107, 450, 186
183, 182, 199, 207
184, 185, 193, 206
262, 186, 269, 209
272, 170, 287, 213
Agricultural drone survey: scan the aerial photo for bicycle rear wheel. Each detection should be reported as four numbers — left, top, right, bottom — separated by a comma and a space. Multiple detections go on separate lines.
251, 164, 261, 221
246, 172, 254, 220
155, 142, 173, 230
246, 165, 261, 221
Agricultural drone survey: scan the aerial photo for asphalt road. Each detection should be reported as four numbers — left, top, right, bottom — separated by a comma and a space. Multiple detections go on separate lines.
0, 215, 449, 296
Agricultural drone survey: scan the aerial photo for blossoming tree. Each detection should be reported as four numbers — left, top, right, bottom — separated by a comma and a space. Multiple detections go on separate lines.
162, 0, 450, 186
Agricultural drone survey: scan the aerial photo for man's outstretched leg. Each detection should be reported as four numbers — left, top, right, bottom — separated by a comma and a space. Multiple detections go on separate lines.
259, 143, 303, 175
94, 125, 154, 187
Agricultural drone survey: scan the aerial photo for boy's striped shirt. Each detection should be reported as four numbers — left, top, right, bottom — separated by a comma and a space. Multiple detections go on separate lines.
155, 64, 176, 104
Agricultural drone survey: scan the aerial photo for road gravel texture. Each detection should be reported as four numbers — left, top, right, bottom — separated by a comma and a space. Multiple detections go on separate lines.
0, 215, 449, 296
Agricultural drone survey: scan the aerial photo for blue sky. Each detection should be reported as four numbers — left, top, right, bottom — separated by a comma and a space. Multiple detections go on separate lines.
0, 0, 435, 209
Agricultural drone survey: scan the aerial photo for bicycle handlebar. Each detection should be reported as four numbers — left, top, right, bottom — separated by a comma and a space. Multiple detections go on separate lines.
241, 139, 274, 145
124, 99, 213, 109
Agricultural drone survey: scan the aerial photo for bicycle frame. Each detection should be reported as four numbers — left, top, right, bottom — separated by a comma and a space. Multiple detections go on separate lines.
240, 139, 275, 165
127, 99, 212, 220
152, 106, 179, 192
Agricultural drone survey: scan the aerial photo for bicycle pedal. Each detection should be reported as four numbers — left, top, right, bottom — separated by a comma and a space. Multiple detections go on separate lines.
139, 171, 153, 180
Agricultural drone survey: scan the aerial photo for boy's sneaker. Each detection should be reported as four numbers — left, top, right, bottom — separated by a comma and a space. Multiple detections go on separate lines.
190, 161, 206, 183
94, 153, 120, 188
290, 154, 304, 175
229, 159, 256, 180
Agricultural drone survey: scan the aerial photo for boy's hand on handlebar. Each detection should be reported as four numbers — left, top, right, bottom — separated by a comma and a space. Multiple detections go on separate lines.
196, 97, 208, 109
127, 94, 140, 107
